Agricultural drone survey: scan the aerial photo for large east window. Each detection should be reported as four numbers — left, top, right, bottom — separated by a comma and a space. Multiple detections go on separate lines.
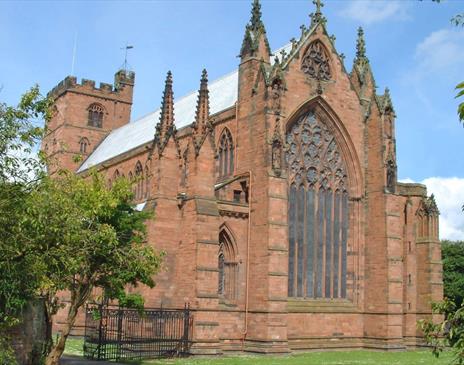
286, 110, 349, 299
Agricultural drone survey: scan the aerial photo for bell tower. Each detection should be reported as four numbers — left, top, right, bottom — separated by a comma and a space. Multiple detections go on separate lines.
42, 69, 135, 172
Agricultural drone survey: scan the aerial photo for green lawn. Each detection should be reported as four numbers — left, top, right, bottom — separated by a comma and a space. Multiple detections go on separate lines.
64, 338, 453, 365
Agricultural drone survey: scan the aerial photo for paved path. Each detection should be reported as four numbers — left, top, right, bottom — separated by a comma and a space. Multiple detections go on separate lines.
61, 355, 125, 365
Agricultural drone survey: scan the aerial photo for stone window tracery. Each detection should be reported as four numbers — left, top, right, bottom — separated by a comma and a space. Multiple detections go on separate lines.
286, 110, 348, 299
218, 128, 234, 178
218, 229, 238, 301
88, 103, 104, 128
301, 41, 332, 81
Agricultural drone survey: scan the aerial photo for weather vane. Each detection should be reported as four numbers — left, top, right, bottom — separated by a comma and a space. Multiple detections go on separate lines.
121, 43, 134, 72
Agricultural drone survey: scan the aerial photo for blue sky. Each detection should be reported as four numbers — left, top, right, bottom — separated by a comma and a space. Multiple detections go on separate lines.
1, 0, 463, 239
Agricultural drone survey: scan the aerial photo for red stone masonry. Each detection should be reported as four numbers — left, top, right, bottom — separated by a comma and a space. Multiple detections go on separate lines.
46, 0, 442, 353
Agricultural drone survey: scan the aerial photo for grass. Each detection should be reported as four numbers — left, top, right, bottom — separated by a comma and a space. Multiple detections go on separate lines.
63, 337, 85, 356
64, 338, 453, 365
139, 351, 453, 365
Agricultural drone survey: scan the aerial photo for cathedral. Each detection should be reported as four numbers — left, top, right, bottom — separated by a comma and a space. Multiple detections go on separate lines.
43, 0, 443, 353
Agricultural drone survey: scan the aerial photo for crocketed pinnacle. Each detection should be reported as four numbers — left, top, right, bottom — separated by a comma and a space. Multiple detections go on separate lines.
250, 0, 264, 31
355, 27, 367, 62
158, 71, 174, 137
194, 69, 210, 134
240, 0, 271, 60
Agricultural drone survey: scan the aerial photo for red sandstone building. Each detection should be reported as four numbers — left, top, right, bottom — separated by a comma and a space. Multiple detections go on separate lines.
43, 0, 442, 353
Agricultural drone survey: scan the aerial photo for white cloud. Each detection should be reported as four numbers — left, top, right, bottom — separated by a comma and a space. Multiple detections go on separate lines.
415, 28, 464, 73
400, 177, 464, 241
340, 0, 410, 25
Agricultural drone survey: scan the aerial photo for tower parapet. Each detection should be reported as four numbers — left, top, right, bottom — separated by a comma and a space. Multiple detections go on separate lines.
48, 69, 135, 105
43, 69, 135, 173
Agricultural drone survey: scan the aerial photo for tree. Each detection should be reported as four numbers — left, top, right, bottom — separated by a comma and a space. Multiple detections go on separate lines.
456, 82, 464, 124
420, 300, 464, 365
0, 85, 50, 183
442, 240, 464, 307
16, 170, 163, 365
0, 86, 51, 363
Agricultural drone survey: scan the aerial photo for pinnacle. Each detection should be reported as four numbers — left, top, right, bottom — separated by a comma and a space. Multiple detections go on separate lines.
165, 70, 173, 86
159, 70, 174, 132
356, 27, 367, 61
200, 69, 208, 87
250, 0, 263, 30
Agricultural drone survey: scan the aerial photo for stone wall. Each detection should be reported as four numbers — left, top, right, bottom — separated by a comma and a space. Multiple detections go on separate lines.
8, 300, 47, 365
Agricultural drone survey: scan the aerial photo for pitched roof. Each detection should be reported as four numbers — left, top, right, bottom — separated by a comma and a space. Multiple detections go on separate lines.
78, 70, 238, 172
78, 44, 292, 172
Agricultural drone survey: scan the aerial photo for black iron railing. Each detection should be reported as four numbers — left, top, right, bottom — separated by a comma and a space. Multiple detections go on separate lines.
84, 304, 192, 361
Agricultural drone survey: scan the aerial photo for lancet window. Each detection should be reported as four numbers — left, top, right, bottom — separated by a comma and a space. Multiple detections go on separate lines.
135, 161, 144, 200
218, 128, 234, 178
218, 229, 238, 301
145, 166, 150, 198
286, 110, 349, 299
87, 103, 104, 128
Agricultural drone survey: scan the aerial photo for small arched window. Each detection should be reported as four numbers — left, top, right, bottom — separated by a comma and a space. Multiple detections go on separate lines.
113, 169, 120, 180
218, 128, 234, 178
218, 228, 238, 301
135, 161, 143, 200
79, 137, 90, 154
88, 103, 104, 128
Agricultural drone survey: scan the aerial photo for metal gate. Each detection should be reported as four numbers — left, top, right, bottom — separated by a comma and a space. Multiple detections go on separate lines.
83, 304, 192, 361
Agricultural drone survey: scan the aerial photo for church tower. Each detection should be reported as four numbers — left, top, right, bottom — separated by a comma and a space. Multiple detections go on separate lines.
42, 70, 134, 172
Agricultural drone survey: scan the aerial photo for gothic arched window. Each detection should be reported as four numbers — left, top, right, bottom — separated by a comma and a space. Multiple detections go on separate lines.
218, 128, 234, 178
88, 103, 104, 128
286, 110, 349, 299
416, 196, 439, 240
135, 161, 143, 200
113, 169, 120, 180
301, 41, 331, 81
218, 228, 238, 301
79, 137, 90, 154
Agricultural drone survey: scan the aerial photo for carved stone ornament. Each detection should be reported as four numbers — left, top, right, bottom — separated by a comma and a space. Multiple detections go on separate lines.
286, 110, 347, 191
270, 78, 284, 113
386, 159, 396, 193
272, 118, 283, 175
301, 41, 331, 81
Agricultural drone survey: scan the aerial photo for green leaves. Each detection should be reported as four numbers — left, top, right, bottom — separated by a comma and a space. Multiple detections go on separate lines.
456, 82, 464, 124
442, 241, 464, 307
420, 241, 464, 364
0, 85, 51, 184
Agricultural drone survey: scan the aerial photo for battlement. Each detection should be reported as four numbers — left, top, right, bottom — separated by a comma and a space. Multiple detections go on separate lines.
47, 69, 135, 100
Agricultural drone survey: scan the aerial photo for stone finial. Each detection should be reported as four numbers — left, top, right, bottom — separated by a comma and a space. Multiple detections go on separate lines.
310, 0, 326, 27
158, 71, 175, 137
426, 194, 440, 215
356, 27, 367, 62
